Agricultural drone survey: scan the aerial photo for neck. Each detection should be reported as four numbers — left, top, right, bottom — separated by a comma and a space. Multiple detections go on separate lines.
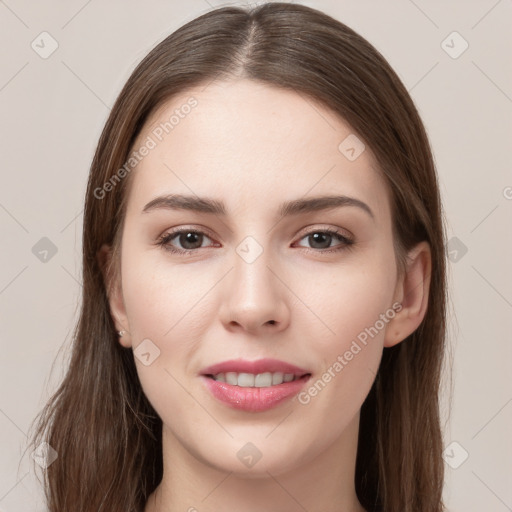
145, 412, 366, 512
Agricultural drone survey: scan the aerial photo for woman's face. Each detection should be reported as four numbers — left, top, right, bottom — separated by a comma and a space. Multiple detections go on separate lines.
109, 78, 403, 475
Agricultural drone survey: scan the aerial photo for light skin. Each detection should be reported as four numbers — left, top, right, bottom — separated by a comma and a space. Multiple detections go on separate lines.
98, 79, 431, 512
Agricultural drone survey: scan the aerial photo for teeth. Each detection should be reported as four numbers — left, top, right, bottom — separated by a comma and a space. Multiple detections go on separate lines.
272, 372, 284, 385
213, 372, 299, 387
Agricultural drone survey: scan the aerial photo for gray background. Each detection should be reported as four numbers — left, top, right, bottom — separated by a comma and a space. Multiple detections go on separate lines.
1, 0, 511, 510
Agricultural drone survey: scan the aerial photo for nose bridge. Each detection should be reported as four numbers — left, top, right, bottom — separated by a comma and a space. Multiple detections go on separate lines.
219, 233, 288, 332
232, 234, 277, 304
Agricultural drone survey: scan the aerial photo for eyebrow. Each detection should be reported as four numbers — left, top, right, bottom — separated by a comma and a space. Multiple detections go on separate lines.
142, 193, 374, 219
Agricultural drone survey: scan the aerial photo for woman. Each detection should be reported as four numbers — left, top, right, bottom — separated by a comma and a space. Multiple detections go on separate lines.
29, 3, 448, 511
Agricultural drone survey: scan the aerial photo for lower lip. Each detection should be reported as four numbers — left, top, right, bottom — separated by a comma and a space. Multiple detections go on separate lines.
200, 374, 311, 412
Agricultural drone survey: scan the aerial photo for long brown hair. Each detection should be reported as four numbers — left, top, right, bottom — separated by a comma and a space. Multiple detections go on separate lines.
28, 3, 448, 511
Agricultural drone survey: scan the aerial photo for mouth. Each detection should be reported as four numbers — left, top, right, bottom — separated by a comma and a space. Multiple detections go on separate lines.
200, 371, 312, 412
199, 358, 312, 412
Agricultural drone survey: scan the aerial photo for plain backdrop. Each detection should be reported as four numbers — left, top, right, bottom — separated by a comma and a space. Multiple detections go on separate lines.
0, 1, 511, 510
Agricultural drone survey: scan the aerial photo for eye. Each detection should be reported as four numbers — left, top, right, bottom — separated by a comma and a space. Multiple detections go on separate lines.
156, 228, 216, 255
294, 228, 354, 254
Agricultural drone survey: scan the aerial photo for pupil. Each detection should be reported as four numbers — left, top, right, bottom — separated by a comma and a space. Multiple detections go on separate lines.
182, 232, 201, 249
310, 233, 330, 249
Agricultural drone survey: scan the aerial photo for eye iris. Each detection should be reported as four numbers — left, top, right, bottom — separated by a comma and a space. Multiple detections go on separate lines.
180, 232, 202, 249
309, 232, 331, 249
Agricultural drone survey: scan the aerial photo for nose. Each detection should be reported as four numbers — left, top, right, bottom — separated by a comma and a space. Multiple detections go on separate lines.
218, 245, 290, 334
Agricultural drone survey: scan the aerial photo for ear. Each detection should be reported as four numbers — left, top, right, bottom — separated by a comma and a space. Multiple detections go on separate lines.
97, 243, 132, 348
384, 241, 432, 348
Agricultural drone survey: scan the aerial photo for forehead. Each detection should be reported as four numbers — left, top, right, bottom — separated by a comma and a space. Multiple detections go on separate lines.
126, 79, 390, 221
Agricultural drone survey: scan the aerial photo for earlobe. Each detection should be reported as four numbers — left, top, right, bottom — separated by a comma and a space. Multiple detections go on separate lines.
97, 243, 131, 348
384, 241, 432, 348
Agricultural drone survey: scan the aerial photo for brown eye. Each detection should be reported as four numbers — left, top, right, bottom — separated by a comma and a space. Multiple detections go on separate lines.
173, 231, 205, 250
295, 229, 354, 253
157, 229, 214, 254
305, 232, 335, 249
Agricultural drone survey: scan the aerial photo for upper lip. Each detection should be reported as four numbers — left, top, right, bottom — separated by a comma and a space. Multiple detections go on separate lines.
200, 358, 311, 377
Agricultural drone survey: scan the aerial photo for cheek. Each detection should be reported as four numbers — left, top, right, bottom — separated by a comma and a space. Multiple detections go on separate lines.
120, 254, 209, 429
295, 252, 397, 351
119, 247, 220, 414
292, 251, 396, 414
121, 246, 213, 342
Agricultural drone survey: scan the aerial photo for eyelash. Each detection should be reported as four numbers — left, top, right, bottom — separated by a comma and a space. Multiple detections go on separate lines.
156, 227, 354, 256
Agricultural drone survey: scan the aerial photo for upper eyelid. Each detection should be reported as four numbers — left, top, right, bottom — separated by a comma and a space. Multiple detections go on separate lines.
164, 226, 216, 242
